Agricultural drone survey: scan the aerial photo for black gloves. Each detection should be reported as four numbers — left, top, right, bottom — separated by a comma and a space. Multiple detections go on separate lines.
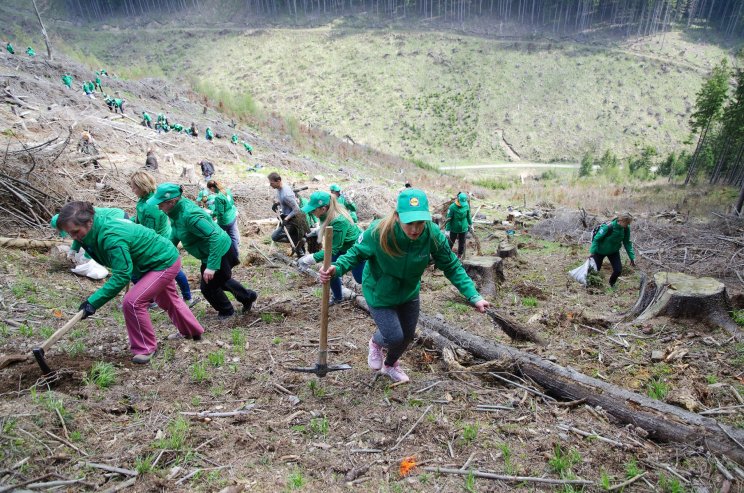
271, 203, 280, 213
79, 300, 96, 319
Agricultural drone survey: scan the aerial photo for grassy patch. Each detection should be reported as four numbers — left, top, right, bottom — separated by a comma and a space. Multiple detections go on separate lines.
646, 377, 670, 400
85, 361, 116, 389
190, 361, 209, 383
521, 296, 538, 307
154, 416, 190, 451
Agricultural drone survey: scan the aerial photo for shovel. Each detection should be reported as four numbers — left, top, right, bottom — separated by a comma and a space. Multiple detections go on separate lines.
289, 226, 352, 378
275, 211, 304, 258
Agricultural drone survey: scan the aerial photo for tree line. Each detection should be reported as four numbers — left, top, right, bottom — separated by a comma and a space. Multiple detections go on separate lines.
64, 0, 742, 37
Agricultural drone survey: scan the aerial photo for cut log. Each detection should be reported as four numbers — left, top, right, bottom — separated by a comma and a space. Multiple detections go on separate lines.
418, 314, 744, 465
0, 238, 69, 249
485, 309, 545, 345
462, 256, 503, 296
631, 272, 742, 341
498, 241, 518, 258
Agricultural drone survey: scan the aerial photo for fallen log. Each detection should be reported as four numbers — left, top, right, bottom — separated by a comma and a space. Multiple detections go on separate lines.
0, 238, 69, 249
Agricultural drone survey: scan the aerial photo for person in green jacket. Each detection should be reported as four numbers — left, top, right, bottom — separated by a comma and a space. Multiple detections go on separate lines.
83, 81, 94, 97
52, 207, 128, 258
94, 75, 103, 92
129, 171, 196, 307
6, 42, 14, 54
329, 183, 358, 223
61, 74, 73, 89
148, 183, 257, 319
206, 180, 239, 252
241, 141, 253, 155
319, 188, 490, 383
26, 46, 35, 57
298, 191, 365, 305
56, 201, 205, 363
589, 212, 636, 289
231, 134, 239, 145
205, 127, 214, 141
445, 192, 472, 258
142, 111, 153, 129
171, 123, 183, 133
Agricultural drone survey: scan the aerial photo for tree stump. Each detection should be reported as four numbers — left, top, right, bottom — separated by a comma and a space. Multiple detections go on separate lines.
631, 272, 742, 340
463, 256, 503, 296
497, 241, 518, 258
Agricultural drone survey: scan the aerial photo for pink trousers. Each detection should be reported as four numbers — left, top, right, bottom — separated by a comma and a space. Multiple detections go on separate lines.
122, 258, 204, 355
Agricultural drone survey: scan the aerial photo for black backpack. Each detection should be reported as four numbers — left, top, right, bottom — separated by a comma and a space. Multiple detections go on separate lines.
591, 220, 613, 241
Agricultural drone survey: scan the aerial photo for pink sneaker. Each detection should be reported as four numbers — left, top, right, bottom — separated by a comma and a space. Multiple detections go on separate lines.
381, 361, 410, 383
368, 338, 384, 370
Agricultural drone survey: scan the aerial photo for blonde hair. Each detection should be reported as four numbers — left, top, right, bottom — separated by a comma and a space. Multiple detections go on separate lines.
130, 170, 157, 195
319, 196, 354, 248
207, 179, 226, 194
375, 211, 403, 257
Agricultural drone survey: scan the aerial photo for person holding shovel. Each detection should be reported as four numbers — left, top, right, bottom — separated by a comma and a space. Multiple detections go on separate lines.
589, 211, 636, 289
298, 191, 364, 305
149, 183, 257, 320
52, 207, 128, 258
445, 192, 472, 259
56, 201, 205, 363
129, 170, 196, 307
319, 188, 490, 383
268, 172, 308, 255
206, 179, 240, 252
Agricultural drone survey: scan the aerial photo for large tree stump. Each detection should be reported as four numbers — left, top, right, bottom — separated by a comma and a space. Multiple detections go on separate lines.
462, 256, 503, 296
497, 241, 518, 258
631, 272, 742, 340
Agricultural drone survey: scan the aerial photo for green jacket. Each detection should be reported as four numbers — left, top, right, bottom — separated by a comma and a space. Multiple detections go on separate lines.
70, 207, 127, 254
142, 112, 152, 122
334, 220, 482, 308
114, 98, 123, 107
299, 197, 318, 227
589, 219, 635, 260
242, 142, 253, 152
26, 47, 35, 57
134, 193, 171, 238
446, 202, 471, 233
313, 214, 361, 263
6, 43, 14, 54
95, 76, 101, 86
81, 215, 178, 309
212, 191, 237, 227
337, 196, 358, 223
206, 128, 214, 139
231, 134, 238, 144
171, 123, 183, 132
62, 75, 73, 87
166, 198, 231, 271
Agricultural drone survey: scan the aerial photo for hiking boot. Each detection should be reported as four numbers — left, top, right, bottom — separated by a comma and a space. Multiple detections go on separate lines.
381, 361, 410, 383
341, 287, 354, 300
132, 352, 155, 364
367, 338, 384, 371
167, 332, 202, 341
185, 296, 201, 308
218, 311, 236, 320
328, 297, 343, 306
242, 291, 258, 313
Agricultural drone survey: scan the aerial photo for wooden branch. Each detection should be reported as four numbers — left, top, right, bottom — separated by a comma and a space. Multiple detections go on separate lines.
0, 238, 69, 248
81, 461, 137, 476
608, 473, 647, 491
388, 405, 432, 452
422, 467, 592, 485
100, 477, 136, 493
3, 88, 39, 111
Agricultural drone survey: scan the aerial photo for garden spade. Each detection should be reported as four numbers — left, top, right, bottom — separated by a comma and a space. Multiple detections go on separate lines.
289, 226, 351, 378
32, 309, 85, 375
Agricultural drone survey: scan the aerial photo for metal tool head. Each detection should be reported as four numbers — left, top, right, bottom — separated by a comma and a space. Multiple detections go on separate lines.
289, 363, 352, 378
32, 347, 54, 376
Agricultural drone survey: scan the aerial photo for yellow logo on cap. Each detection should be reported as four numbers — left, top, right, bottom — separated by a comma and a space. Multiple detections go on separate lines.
409, 197, 419, 207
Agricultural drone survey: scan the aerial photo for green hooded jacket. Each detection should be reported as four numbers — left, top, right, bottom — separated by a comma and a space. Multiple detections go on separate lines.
206, 128, 214, 139
171, 123, 183, 132
337, 196, 358, 223
142, 112, 152, 122
82, 216, 178, 309
231, 134, 238, 144
312, 213, 361, 263
25, 47, 35, 57
446, 202, 471, 233
6, 43, 14, 54
64, 207, 127, 254
589, 218, 635, 260
211, 191, 237, 227
333, 220, 482, 308
242, 142, 253, 152
62, 75, 73, 87
134, 192, 171, 238
166, 198, 231, 271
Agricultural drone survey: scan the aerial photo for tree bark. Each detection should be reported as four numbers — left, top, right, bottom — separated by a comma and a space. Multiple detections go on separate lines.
0, 238, 69, 248
462, 256, 503, 296
31, 0, 53, 61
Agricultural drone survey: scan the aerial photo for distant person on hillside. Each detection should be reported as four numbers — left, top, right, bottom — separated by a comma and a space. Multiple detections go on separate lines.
231, 134, 239, 145
145, 149, 158, 170
241, 141, 253, 155
199, 159, 215, 181
148, 183, 258, 320
207, 180, 239, 252
589, 212, 636, 289
94, 74, 103, 92
329, 183, 358, 223
189, 122, 199, 138
99, 69, 108, 76
6, 42, 14, 55
83, 81, 95, 98
268, 172, 308, 256
113, 97, 125, 113
206, 127, 214, 141
445, 192, 472, 259
77, 131, 99, 168
156, 113, 167, 133
61, 74, 73, 89
170, 122, 184, 133
142, 111, 153, 129
25, 46, 35, 57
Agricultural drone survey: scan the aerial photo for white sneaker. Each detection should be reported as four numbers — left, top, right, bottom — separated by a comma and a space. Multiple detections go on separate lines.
341, 287, 354, 300
367, 338, 384, 370
381, 361, 409, 383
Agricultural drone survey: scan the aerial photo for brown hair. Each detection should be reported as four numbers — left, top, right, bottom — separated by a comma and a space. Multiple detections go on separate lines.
57, 201, 95, 229
319, 196, 354, 247
267, 172, 281, 182
617, 211, 633, 222
130, 170, 157, 195
207, 179, 225, 194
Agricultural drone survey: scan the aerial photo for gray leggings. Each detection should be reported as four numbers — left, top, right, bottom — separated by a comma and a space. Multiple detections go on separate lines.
368, 297, 420, 367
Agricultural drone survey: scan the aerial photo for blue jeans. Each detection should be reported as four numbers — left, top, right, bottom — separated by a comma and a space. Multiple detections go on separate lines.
175, 269, 192, 300
368, 297, 420, 366
330, 254, 365, 301
220, 218, 240, 252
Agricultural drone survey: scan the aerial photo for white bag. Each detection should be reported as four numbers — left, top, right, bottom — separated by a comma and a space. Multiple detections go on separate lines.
70, 248, 109, 280
569, 258, 597, 286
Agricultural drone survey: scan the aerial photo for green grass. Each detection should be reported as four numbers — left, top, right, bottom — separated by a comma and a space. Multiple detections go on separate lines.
190, 361, 209, 383
154, 416, 190, 451
135, 454, 156, 474
207, 350, 225, 368
286, 468, 306, 490
231, 328, 247, 353
521, 296, 538, 307
309, 417, 329, 436
462, 423, 478, 444
658, 472, 686, 493
472, 178, 512, 190
65, 340, 86, 357
85, 361, 116, 389
548, 444, 581, 479
17, 324, 33, 338
308, 380, 326, 398
647, 377, 670, 400
625, 457, 642, 478
733, 309, 744, 326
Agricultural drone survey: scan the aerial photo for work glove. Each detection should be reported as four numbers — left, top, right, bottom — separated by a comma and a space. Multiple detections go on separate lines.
271, 203, 280, 213
297, 254, 316, 271
79, 300, 96, 319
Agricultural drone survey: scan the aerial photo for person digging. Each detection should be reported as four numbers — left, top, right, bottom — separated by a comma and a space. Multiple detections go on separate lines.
298, 191, 364, 305
446, 192, 472, 259
589, 211, 636, 290
56, 201, 205, 364
319, 188, 489, 383
268, 172, 309, 256
149, 183, 257, 320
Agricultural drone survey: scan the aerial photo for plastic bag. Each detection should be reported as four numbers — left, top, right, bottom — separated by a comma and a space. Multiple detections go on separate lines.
71, 259, 109, 280
569, 258, 597, 286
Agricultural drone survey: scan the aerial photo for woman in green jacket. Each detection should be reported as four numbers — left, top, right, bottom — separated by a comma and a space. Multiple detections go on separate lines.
52, 207, 127, 258
445, 192, 472, 258
56, 202, 204, 363
206, 180, 239, 251
149, 183, 257, 319
298, 191, 365, 304
319, 189, 490, 383
589, 212, 636, 288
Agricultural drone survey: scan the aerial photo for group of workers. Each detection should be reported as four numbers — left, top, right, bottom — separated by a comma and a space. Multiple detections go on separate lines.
5, 42, 34, 57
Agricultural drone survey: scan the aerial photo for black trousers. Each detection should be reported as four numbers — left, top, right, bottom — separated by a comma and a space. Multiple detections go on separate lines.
592, 252, 622, 286
200, 244, 255, 316
449, 231, 467, 258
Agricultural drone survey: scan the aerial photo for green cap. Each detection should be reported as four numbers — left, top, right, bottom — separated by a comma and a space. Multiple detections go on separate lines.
50, 214, 68, 238
397, 189, 431, 223
457, 192, 468, 204
302, 190, 331, 213
329, 183, 341, 193
147, 182, 182, 205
